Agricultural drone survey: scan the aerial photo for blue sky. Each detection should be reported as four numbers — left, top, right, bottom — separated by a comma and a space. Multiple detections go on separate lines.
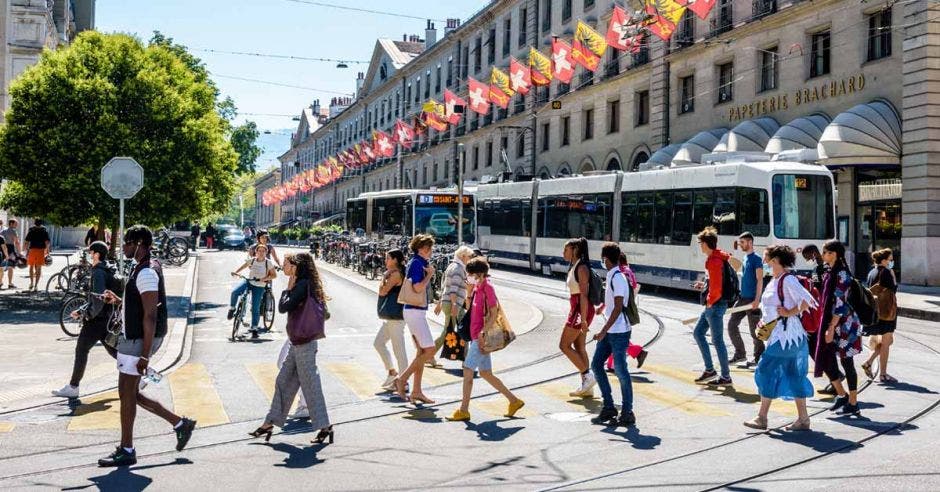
95, 0, 487, 169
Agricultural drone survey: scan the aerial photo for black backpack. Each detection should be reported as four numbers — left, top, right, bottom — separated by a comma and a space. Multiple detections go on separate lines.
849, 276, 878, 327
720, 259, 740, 304
574, 261, 604, 306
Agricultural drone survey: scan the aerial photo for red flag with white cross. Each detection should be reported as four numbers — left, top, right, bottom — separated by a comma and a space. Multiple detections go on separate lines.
551, 37, 575, 84
466, 77, 491, 115
509, 57, 531, 95
443, 89, 467, 124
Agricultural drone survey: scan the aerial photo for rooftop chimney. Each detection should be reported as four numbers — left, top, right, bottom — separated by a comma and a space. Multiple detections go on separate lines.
403, 34, 408, 42
425, 20, 437, 49
444, 18, 460, 36
355, 71, 365, 98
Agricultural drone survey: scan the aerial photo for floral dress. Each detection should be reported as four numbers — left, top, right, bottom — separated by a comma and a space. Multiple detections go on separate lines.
822, 269, 863, 359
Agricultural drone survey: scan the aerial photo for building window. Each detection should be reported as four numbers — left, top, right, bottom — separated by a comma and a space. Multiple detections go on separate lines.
514, 93, 526, 114
562, 0, 572, 22
425, 70, 431, 98
810, 30, 830, 78
561, 116, 571, 146
488, 28, 496, 64
519, 7, 528, 47
676, 10, 694, 48
557, 83, 570, 96
433, 162, 438, 182
542, 0, 551, 32
717, 62, 733, 103
500, 135, 509, 163
867, 7, 891, 61
461, 46, 470, 77
517, 134, 526, 158
435, 65, 441, 93
679, 75, 695, 114
580, 68, 594, 86
714, 0, 733, 34
444, 159, 450, 179
414, 79, 421, 103
584, 0, 595, 10
607, 99, 620, 134
604, 48, 620, 78
474, 37, 482, 73
541, 122, 550, 152
503, 18, 512, 57
473, 146, 480, 170
759, 46, 778, 93
753, 0, 777, 19
536, 86, 549, 106
632, 44, 650, 67
486, 141, 494, 167
422, 165, 428, 185
583, 108, 594, 141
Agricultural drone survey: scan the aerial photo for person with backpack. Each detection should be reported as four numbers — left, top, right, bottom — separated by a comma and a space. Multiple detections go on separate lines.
817, 240, 863, 416
602, 253, 648, 371
743, 245, 816, 431
800, 243, 838, 395
729, 232, 764, 369
589, 242, 637, 427
51, 241, 120, 398
691, 227, 742, 386
862, 248, 899, 383
561, 237, 597, 398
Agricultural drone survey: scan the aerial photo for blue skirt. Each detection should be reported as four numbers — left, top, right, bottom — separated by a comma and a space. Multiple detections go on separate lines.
754, 336, 814, 400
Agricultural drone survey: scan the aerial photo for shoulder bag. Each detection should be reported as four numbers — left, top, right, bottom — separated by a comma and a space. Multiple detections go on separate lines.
481, 289, 516, 353
397, 260, 428, 308
286, 284, 326, 345
377, 275, 404, 320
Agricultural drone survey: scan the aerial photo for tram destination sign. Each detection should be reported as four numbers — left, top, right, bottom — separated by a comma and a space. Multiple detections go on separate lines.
417, 194, 472, 205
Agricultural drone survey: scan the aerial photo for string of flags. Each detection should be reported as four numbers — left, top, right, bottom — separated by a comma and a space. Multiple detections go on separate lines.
262, 1, 705, 207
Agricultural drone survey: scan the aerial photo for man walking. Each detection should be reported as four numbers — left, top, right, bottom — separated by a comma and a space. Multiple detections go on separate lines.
99, 225, 195, 467
0, 219, 19, 289
590, 242, 636, 427
728, 232, 764, 369
190, 222, 201, 251
692, 227, 740, 387
23, 219, 50, 291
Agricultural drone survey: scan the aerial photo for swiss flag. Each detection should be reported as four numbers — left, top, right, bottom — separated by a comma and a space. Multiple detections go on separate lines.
443, 89, 466, 125
392, 119, 415, 147
676, 0, 716, 20
608, 6, 643, 51
551, 38, 575, 84
372, 130, 395, 158
466, 77, 491, 115
509, 57, 531, 95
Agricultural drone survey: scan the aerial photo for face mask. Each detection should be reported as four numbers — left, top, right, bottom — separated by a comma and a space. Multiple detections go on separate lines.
467, 276, 479, 286
888, 260, 894, 269
763, 263, 771, 272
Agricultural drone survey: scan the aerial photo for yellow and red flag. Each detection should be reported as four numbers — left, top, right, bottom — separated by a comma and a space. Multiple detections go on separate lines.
676, 0, 716, 19
489, 67, 513, 109
644, 0, 686, 41
422, 99, 449, 132
572, 20, 607, 72
528, 47, 553, 86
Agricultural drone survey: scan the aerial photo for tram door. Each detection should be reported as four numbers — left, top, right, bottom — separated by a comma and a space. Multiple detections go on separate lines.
856, 201, 902, 279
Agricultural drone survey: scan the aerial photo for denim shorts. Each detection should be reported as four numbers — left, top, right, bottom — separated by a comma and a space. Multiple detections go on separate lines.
463, 340, 492, 372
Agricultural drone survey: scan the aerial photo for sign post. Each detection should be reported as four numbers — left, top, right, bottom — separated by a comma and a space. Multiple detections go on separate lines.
457, 143, 465, 245
101, 157, 144, 274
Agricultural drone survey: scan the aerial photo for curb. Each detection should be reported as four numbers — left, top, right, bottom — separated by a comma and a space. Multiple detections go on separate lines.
897, 306, 940, 323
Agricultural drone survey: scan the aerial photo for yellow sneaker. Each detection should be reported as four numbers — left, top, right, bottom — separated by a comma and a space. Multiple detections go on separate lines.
505, 399, 526, 418
446, 409, 471, 421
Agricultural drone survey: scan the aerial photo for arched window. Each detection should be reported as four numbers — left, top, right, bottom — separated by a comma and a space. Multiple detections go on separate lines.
606, 158, 622, 171
379, 63, 388, 81
631, 151, 649, 172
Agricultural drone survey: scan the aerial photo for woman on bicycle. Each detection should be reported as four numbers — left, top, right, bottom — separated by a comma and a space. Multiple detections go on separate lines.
228, 244, 277, 338
374, 249, 407, 391
250, 230, 281, 268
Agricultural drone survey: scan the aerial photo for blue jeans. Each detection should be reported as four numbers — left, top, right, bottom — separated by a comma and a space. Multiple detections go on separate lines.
231, 281, 265, 328
591, 331, 633, 412
693, 301, 730, 378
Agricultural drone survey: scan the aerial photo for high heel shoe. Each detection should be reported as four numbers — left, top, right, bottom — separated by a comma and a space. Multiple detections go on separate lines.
312, 425, 334, 445
249, 424, 274, 442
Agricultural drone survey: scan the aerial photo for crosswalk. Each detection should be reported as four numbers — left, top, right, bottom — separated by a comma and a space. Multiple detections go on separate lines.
44, 357, 814, 432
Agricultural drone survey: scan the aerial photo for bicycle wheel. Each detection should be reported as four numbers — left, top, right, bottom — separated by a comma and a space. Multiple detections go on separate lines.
166, 244, 189, 266
262, 289, 275, 330
59, 295, 85, 337
231, 297, 246, 341
46, 272, 70, 297
168, 236, 189, 251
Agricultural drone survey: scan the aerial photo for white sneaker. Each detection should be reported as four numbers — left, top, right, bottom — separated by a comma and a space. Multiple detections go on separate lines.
52, 385, 79, 398
582, 373, 597, 392
569, 374, 588, 397
289, 407, 309, 419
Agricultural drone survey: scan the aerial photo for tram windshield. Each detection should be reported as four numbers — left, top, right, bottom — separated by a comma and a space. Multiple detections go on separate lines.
414, 193, 475, 244
772, 174, 834, 240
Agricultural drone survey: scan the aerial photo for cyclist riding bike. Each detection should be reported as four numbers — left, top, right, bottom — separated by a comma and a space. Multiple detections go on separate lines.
248, 230, 281, 268
228, 244, 277, 338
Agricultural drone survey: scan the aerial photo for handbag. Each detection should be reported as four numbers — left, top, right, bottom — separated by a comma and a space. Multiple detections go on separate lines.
377, 285, 404, 320
396, 260, 428, 308
286, 284, 326, 345
439, 308, 467, 361
457, 293, 474, 342
870, 283, 897, 322
480, 293, 516, 353
755, 318, 780, 341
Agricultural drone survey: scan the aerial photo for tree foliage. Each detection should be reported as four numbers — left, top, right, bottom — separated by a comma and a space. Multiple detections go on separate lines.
0, 31, 238, 228
231, 121, 261, 175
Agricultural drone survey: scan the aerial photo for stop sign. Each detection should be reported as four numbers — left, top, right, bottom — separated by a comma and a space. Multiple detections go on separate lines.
101, 157, 144, 199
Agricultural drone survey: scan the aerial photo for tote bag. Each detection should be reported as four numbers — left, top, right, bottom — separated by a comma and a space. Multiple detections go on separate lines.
396, 260, 428, 308
286, 285, 326, 345
481, 295, 516, 353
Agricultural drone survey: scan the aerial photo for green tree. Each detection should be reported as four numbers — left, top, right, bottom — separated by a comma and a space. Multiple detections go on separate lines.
0, 31, 237, 230
230, 121, 261, 175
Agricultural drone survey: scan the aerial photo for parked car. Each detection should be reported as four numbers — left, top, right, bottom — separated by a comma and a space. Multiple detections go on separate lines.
217, 225, 250, 250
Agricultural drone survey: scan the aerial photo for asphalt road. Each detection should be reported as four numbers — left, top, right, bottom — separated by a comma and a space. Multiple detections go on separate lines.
0, 249, 938, 491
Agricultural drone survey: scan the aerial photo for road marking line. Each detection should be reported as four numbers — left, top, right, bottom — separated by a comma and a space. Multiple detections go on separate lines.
536, 377, 730, 417
0, 422, 15, 433
324, 362, 384, 400
168, 364, 229, 426
68, 391, 122, 431
419, 367, 464, 387
473, 398, 536, 418
245, 363, 279, 402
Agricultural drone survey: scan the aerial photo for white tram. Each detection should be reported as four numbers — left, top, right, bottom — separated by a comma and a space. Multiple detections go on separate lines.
477, 157, 836, 290
346, 189, 476, 244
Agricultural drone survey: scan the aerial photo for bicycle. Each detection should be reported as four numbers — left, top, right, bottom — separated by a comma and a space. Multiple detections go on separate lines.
59, 294, 87, 337
230, 274, 269, 341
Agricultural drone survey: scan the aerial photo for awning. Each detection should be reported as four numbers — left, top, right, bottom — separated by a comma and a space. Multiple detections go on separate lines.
671, 128, 728, 166
714, 117, 780, 152
765, 113, 831, 153
817, 99, 901, 166
641, 144, 681, 170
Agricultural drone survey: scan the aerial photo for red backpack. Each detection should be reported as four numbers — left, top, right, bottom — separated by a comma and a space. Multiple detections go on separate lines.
777, 272, 821, 333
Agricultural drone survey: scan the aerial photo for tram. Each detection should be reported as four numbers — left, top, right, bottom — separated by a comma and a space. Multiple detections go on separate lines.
476, 155, 836, 290
346, 189, 476, 244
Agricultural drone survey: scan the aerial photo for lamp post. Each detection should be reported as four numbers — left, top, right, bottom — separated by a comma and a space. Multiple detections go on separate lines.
457, 142, 465, 245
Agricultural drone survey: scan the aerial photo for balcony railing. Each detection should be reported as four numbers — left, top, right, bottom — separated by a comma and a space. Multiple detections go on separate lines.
751, 0, 778, 20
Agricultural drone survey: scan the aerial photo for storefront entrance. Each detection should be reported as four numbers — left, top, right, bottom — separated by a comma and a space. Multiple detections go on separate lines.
855, 173, 902, 280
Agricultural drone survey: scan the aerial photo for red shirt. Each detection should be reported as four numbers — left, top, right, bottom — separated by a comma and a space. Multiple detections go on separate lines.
470, 278, 498, 340
705, 249, 731, 306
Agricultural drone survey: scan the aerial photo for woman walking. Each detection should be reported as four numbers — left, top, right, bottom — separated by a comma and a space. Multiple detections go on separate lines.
394, 235, 437, 404
743, 245, 816, 431
446, 257, 525, 421
862, 248, 899, 383
817, 240, 864, 416
375, 249, 408, 391
432, 246, 474, 364
562, 238, 596, 398
249, 253, 333, 445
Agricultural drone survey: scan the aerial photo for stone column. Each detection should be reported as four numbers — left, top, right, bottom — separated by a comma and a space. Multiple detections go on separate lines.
648, 37, 670, 150
901, 0, 940, 285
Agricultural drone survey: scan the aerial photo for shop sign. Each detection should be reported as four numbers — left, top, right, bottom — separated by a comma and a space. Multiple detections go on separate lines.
728, 73, 866, 122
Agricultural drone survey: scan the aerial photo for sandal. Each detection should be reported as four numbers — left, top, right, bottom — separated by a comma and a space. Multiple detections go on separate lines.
880, 374, 898, 383
861, 362, 874, 380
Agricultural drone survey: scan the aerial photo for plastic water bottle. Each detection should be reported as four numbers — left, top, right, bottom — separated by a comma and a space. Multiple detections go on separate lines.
144, 367, 163, 385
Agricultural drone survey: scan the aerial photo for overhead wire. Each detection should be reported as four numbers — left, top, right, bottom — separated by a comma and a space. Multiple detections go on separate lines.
213, 74, 354, 96
281, 0, 447, 22
192, 47, 367, 64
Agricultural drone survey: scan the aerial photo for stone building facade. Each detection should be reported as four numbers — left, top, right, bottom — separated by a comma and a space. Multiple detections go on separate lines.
254, 168, 282, 229
282, 0, 939, 285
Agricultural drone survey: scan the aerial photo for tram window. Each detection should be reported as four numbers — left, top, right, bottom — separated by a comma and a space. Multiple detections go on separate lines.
372, 197, 406, 235
692, 189, 715, 233
671, 191, 693, 245
654, 191, 673, 243
738, 188, 770, 236
714, 188, 737, 236
347, 201, 367, 231
636, 192, 655, 243
481, 199, 531, 236
539, 194, 610, 240
620, 193, 638, 242
772, 174, 834, 239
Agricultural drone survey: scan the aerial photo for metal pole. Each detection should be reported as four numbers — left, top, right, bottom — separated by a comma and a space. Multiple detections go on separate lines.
239, 194, 244, 227
396, 143, 402, 189
118, 198, 124, 274
457, 142, 465, 245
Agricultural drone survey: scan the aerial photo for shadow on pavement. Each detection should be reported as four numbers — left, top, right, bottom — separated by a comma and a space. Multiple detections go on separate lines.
260, 442, 325, 469
402, 407, 442, 423
64, 396, 120, 418
461, 419, 524, 442
766, 428, 858, 453
61, 458, 193, 491
602, 425, 662, 450
880, 381, 938, 395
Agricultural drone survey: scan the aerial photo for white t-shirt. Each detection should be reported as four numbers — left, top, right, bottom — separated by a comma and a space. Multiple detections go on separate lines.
122, 267, 159, 334
245, 258, 274, 287
759, 273, 816, 350
603, 267, 631, 334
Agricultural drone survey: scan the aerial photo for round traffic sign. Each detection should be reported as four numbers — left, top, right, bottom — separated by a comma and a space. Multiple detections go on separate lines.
101, 157, 144, 199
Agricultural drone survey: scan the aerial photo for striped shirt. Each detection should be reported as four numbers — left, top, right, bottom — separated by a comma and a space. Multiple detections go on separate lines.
442, 260, 468, 305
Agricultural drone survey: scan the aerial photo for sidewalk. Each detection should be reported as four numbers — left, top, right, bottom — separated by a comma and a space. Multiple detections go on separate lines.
0, 252, 200, 414
897, 284, 940, 322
